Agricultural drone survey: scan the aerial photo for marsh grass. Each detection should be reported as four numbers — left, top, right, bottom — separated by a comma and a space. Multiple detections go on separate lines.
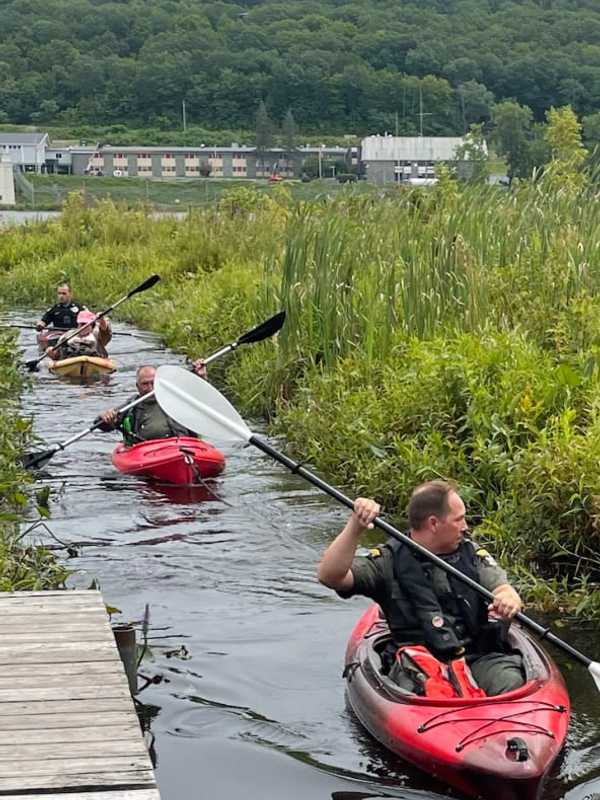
2, 176, 600, 612
0, 333, 69, 590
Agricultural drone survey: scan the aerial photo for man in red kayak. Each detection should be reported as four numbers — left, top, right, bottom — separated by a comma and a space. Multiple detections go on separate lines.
98, 362, 207, 445
318, 480, 524, 696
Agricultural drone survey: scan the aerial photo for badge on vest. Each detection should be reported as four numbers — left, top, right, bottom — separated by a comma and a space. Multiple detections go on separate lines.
476, 548, 497, 567
431, 615, 445, 628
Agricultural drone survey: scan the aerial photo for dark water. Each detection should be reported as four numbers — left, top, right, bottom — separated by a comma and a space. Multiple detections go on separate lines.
8, 313, 600, 800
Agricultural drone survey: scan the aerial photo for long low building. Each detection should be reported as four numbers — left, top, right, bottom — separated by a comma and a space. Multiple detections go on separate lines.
68, 144, 358, 179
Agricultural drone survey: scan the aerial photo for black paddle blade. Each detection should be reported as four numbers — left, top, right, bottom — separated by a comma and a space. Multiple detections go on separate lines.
128, 274, 161, 297
238, 310, 286, 346
21, 448, 56, 470
25, 358, 42, 372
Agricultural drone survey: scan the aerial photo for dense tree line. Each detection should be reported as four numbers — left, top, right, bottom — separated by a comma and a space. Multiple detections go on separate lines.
1, 0, 599, 135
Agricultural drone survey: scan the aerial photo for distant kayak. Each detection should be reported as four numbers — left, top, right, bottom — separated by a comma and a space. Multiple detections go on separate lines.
112, 436, 225, 485
345, 604, 570, 800
48, 355, 117, 378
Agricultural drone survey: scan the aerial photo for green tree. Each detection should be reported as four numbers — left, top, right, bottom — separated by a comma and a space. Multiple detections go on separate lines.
282, 108, 298, 175
492, 101, 534, 181
583, 112, 600, 168
255, 100, 274, 173
454, 124, 490, 184
457, 81, 494, 130
543, 106, 588, 192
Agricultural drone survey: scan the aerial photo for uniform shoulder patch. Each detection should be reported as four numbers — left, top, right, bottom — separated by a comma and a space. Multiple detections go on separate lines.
476, 548, 497, 566
368, 547, 382, 559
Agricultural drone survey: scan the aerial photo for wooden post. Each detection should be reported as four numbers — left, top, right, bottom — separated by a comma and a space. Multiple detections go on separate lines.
113, 624, 138, 696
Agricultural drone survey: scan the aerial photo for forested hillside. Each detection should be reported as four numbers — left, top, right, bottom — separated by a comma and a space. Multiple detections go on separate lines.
1, 0, 599, 133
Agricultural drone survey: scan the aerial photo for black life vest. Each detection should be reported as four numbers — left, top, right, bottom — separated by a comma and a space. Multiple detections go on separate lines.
385, 538, 490, 659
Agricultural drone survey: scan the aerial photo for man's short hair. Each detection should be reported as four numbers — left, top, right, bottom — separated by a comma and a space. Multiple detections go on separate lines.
57, 283, 71, 291
136, 365, 155, 376
408, 480, 457, 530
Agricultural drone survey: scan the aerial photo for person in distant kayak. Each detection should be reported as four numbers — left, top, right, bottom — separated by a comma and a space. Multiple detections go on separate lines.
98, 362, 207, 445
318, 480, 524, 697
35, 283, 85, 331
46, 310, 112, 360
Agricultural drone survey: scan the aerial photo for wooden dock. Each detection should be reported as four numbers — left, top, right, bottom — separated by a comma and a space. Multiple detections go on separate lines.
0, 590, 160, 799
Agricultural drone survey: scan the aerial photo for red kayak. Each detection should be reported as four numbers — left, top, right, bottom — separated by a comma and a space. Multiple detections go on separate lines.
112, 436, 225, 485
345, 605, 570, 800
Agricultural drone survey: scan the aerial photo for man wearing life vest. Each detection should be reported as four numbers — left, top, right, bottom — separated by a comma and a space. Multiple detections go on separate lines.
318, 480, 524, 697
98, 362, 207, 445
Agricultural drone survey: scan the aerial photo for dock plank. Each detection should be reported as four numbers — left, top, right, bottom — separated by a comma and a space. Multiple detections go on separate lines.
0, 590, 159, 798
0, 724, 141, 744
0, 770, 156, 791
0, 711, 135, 730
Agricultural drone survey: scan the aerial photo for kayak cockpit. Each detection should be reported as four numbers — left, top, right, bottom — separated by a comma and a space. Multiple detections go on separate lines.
349, 605, 559, 705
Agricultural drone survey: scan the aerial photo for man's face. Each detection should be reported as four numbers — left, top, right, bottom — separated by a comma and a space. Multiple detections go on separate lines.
136, 367, 156, 396
431, 491, 467, 553
57, 286, 72, 305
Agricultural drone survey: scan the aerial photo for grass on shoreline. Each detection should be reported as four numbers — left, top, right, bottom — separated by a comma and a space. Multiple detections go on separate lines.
13, 174, 375, 211
0, 332, 69, 591
1, 176, 599, 615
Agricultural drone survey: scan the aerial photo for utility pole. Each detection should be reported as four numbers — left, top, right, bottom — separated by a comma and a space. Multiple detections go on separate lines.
182, 100, 187, 132
417, 87, 432, 137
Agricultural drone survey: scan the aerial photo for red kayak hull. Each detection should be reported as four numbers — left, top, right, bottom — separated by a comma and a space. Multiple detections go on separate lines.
112, 436, 225, 485
37, 328, 62, 350
345, 605, 570, 800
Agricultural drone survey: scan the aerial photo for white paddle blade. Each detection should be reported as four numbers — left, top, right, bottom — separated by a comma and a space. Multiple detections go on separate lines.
155, 365, 252, 443
589, 661, 600, 692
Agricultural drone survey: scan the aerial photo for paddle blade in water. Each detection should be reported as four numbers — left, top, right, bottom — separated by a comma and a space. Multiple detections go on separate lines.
238, 310, 286, 345
589, 661, 600, 692
155, 365, 252, 443
128, 274, 160, 296
21, 449, 56, 470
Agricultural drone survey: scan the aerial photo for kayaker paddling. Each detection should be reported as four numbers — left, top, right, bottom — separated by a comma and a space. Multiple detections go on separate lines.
35, 283, 86, 332
46, 310, 112, 361
99, 362, 207, 445
318, 480, 525, 697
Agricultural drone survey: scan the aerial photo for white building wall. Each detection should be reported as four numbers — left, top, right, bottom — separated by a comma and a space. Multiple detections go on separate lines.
0, 157, 16, 206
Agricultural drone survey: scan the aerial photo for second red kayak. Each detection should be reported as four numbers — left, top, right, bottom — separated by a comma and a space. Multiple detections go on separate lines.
345, 604, 570, 800
112, 436, 225, 485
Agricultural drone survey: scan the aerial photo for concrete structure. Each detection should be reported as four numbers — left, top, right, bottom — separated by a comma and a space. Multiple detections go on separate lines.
361, 135, 487, 184
0, 156, 16, 206
0, 132, 49, 172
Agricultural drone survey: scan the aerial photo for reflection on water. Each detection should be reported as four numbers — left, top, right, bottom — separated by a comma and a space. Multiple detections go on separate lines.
8, 309, 600, 800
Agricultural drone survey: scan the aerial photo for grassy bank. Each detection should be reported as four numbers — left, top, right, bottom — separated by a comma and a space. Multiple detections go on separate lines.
15, 174, 375, 211
1, 177, 600, 614
0, 333, 69, 590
